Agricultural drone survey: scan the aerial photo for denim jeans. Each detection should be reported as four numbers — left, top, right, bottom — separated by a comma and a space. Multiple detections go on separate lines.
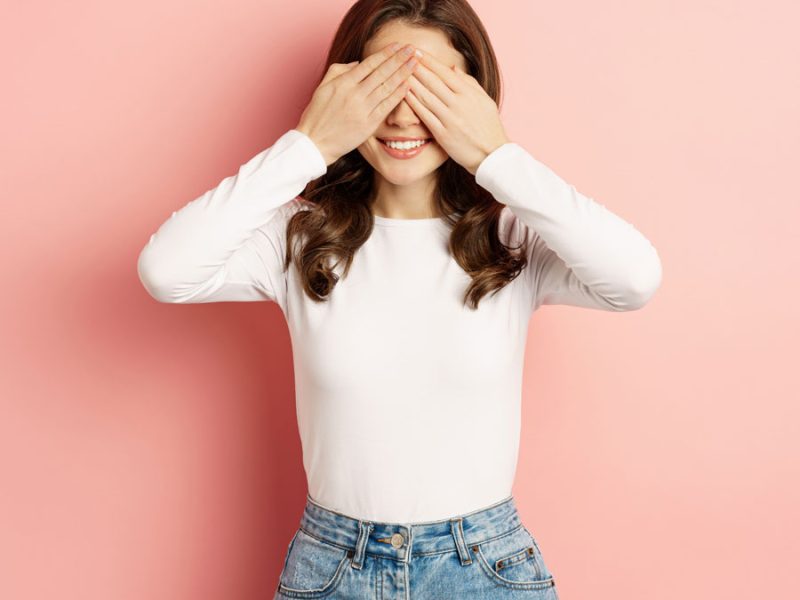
273, 493, 559, 599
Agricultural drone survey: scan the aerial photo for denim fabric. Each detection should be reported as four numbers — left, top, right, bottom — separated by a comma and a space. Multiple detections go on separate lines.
273, 494, 559, 599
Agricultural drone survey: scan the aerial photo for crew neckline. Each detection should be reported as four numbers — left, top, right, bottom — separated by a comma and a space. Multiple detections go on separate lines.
372, 212, 457, 228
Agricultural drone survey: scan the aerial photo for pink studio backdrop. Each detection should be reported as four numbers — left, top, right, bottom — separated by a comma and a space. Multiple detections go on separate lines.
2, 1, 797, 599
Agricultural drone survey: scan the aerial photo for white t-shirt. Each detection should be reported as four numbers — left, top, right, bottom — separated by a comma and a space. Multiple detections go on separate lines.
137, 128, 662, 523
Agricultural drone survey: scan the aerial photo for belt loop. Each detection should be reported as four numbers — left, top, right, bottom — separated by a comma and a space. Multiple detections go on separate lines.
350, 520, 373, 570
450, 517, 472, 565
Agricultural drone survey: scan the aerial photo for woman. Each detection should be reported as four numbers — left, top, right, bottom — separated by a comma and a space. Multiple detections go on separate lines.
137, 0, 662, 597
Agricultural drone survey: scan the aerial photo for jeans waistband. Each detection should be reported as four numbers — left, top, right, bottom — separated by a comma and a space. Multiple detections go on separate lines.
299, 493, 522, 566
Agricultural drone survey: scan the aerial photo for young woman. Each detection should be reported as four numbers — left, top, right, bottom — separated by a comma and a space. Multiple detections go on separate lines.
138, 1, 661, 597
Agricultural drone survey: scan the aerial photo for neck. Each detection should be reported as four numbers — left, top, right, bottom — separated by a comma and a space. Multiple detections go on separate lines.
370, 173, 439, 219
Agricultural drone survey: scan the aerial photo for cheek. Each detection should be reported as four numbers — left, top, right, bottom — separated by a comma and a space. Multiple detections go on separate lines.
354, 145, 372, 168
354, 142, 384, 172
356, 137, 379, 155
428, 141, 448, 159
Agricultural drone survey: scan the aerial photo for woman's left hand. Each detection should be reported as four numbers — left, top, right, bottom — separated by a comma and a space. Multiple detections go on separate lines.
405, 51, 511, 175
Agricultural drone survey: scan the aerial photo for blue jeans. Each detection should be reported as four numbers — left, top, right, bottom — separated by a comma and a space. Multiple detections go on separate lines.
274, 493, 559, 599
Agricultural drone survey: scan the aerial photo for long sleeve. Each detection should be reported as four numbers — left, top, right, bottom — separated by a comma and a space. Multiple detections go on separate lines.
137, 128, 327, 308
475, 142, 662, 312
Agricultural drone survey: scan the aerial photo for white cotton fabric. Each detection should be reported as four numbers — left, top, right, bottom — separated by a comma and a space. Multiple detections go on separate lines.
138, 128, 662, 523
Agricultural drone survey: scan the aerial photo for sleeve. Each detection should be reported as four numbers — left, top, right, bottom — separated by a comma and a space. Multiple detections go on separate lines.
475, 142, 662, 312
137, 129, 328, 309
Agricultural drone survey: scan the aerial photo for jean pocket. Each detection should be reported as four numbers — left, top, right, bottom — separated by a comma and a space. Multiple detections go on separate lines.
277, 528, 351, 598
471, 525, 556, 591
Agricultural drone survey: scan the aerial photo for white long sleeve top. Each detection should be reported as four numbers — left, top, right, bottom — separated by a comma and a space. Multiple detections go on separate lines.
137, 128, 662, 523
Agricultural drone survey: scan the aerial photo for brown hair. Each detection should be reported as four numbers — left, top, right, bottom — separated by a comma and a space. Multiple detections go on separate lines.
285, 0, 529, 309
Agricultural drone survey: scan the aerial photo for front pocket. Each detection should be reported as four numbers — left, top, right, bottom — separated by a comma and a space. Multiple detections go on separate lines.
470, 525, 556, 591
277, 529, 352, 598
495, 545, 540, 576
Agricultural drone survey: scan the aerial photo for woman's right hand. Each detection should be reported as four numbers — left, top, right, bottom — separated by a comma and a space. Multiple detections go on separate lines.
295, 42, 420, 166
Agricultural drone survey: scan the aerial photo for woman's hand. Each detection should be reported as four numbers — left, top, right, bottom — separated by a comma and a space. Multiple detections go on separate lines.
295, 43, 420, 166
404, 52, 511, 175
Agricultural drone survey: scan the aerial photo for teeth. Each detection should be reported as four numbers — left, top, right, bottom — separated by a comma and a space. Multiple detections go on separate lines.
383, 139, 428, 150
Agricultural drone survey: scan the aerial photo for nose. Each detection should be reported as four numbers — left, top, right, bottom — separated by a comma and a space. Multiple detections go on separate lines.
386, 95, 420, 127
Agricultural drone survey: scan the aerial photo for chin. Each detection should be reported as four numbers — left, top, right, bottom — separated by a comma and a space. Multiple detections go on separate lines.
379, 170, 432, 186
364, 141, 447, 180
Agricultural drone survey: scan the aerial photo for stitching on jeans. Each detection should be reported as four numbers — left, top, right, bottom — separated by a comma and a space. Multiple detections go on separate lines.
297, 526, 351, 553
467, 523, 523, 548
472, 545, 556, 591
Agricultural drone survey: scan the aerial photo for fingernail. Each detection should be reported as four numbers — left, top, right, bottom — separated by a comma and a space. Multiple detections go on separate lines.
403, 45, 414, 55
414, 49, 423, 59
390, 42, 401, 52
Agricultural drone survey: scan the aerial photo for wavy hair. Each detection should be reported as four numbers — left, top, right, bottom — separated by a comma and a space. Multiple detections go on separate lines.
285, 0, 529, 309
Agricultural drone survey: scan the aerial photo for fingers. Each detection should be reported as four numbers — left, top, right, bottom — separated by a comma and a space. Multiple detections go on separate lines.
407, 62, 456, 108
365, 52, 418, 108
361, 43, 417, 100
370, 76, 412, 122
346, 42, 403, 85
322, 61, 359, 85
404, 83, 445, 133
406, 73, 448, 121
413, 51, 465, 95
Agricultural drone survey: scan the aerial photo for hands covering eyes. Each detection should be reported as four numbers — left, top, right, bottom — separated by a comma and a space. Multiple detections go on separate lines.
295, 41, 510, 174
403, 50, 510, 174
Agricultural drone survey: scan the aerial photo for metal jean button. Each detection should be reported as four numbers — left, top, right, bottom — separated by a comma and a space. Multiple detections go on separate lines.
390, 533, 405, 548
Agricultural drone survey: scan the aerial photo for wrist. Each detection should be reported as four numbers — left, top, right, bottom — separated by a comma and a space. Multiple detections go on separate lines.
471, 138, 511, 174
294, 125, 332, 167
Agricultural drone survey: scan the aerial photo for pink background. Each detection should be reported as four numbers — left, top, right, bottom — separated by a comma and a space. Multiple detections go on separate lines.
2, 1, 798, 598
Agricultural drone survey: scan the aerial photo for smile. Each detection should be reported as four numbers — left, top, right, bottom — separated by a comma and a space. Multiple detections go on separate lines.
377, 137, 433, 159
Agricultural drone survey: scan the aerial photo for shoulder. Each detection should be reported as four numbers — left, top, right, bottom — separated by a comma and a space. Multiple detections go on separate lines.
261, 197, 314, 236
